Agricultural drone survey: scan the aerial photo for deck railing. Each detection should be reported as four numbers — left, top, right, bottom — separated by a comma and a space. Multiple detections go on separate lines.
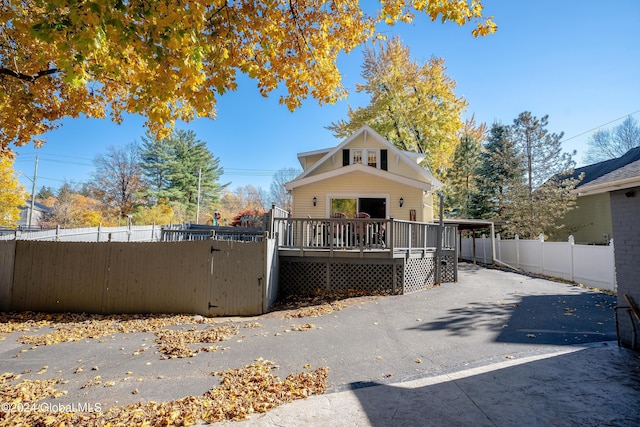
272, 217, 456, 255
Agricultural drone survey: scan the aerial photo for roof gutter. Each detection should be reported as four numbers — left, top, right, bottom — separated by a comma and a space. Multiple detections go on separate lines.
575, 176, 640, 196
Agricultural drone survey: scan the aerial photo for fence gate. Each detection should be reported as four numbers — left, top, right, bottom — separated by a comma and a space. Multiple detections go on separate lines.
207, 240, 266, 316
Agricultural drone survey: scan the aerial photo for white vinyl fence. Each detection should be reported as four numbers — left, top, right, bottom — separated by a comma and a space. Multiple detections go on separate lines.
461, 234, 616, 292
0, 224, 164, 242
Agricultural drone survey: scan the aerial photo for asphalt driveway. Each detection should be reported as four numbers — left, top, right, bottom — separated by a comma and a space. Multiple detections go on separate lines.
1, 262, 638, 426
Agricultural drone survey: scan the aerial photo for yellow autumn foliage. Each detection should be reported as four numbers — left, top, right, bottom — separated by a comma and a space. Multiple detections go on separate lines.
0, 157, 26, 226
0, 0, 495, 155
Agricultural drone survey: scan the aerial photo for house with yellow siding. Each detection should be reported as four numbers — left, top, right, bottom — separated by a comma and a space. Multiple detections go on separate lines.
285, 125, 442, 222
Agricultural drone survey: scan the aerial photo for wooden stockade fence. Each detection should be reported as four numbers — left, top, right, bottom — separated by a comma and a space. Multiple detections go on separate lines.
0, 239, 278, 316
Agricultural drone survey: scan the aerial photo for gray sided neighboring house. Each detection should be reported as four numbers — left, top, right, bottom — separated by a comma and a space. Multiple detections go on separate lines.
17, 201, 51, 229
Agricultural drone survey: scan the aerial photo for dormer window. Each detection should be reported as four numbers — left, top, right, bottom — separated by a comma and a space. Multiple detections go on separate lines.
367, 150, 377, 167
352, 149, 364, 165
343, 148, 388, 170
351, 149, 378, 167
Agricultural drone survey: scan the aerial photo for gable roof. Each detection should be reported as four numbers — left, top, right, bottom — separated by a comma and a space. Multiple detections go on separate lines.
570, 146, 640, 188
20, 201, 51, 212
289, 125, 441, 188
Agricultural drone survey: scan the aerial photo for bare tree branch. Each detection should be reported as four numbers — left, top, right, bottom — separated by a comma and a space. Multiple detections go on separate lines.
0, 67, 59, 82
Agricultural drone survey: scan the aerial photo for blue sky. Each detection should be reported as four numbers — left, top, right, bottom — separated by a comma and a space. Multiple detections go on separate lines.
13, 0, 640, 194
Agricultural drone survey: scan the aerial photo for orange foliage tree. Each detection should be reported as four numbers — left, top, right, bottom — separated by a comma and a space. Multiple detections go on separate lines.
0, 0, 495, 155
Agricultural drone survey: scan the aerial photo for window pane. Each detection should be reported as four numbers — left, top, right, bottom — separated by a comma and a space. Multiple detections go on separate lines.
367, 150, 377, 167
331, 198, 357, 218
352, 149, 363, 164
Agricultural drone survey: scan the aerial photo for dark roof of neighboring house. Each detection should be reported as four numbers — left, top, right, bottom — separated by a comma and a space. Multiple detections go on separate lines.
570, 146, 640, 188
585, 158, 640, 188
21, 201, 51, 212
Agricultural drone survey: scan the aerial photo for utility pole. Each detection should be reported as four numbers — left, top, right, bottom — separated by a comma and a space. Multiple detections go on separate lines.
195, 168, 202, 224
28, 155, 39, 229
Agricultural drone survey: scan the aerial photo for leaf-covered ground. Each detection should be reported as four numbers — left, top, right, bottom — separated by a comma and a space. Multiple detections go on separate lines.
1, 360, 328, 426
0, 293, 363, 426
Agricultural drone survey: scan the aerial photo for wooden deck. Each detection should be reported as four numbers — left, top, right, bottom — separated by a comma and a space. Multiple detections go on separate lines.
271, 217, 456, 257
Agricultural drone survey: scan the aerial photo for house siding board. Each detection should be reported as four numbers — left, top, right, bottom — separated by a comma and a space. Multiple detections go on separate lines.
292, 171, 432, 221
610, 187, 640, 349
553, 193, 612, 243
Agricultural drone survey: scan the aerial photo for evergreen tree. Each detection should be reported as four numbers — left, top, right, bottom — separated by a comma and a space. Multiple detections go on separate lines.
471, 123, 524, 221
444, 134, 482, 218
35, 186, 55, 200
139, 130, 228, 218
506, 112, 580, 239
139, 134, 175, 201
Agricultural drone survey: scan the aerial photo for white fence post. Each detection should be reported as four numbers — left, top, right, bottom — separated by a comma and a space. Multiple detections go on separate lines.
568, 235, 575, 282
610, 238, 616, 291
515, 234, 520, 269
538, 233, 544, 274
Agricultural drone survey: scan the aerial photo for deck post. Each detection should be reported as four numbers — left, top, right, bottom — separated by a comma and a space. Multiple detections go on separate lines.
435, 192, 444, 285
388, 218, 395, 258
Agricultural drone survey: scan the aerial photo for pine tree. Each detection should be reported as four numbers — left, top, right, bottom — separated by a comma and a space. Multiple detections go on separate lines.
506, 112, 580, 239
139, 134, 175, 201
139, 130, 228, 218
444, 134, 482, 218
471, 123, 525, 221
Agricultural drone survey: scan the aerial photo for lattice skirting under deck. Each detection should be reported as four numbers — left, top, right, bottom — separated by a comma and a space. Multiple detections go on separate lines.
278, 251, 455, 297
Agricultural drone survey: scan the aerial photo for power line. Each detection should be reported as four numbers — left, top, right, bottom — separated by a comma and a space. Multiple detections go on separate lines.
222, 168, 295, 176
560, 109, 640, 144
14, 155, 93, 167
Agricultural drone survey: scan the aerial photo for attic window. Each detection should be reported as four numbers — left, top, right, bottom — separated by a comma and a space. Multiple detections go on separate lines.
367, 150, 377, 167
350, 149, 379, 168
352, 149, 363, 165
